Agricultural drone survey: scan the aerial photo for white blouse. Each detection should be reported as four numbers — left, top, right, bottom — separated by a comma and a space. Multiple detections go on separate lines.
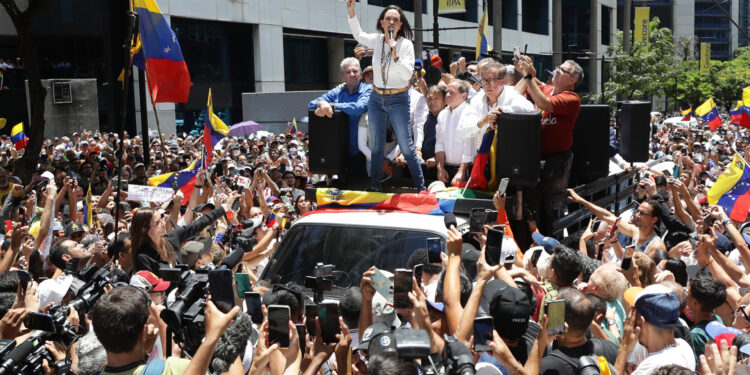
348, 16, 415, 89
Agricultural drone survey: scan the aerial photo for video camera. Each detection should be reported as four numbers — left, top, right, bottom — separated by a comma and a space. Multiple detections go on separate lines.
305, 263, 335, 303
0, 263, 128, 375
223, 219, 261, 252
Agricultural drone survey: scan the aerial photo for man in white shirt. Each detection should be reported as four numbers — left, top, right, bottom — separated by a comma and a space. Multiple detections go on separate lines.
436, 80, 474, 186
459, 62, 536, 154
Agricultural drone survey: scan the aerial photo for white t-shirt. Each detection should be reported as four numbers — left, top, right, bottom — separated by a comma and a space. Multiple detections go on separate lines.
631, 338, 696, 375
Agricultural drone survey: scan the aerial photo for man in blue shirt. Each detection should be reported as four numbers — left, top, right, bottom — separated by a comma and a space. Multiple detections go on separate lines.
308, 57, 372, 177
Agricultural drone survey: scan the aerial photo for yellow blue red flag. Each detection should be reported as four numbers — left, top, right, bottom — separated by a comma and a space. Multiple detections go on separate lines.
290, 118, 298, 134
695, 98, 721, 130
202, 88, 229, 163
148, 158, 204, 205
708, 154, 750, 221
476, 7, 490, 60
10, 122, 27, 150
681, 107, 692, 121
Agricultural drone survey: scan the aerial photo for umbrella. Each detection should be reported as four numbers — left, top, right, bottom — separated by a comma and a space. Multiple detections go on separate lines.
228, 121, 262, 137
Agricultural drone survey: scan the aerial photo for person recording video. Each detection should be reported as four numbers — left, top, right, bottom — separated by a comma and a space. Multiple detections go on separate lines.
345, 0, 426, 192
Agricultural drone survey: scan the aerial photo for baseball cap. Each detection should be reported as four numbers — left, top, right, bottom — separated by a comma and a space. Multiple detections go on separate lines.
181, 241, 204, 268
531, 231, 560, 254
357, 322, 391, 351
64, 222, 85, 238
367, 332, 397, 356
193, 203, 215, 213
485, 280, 532, 339
38, 275, 74, 307
623, 286, 643, 307
372, 290, 401, 329
500, 236, 517, 265
634, 284, 680, 328
131, 270, 171, 292
705, 321, 742, 346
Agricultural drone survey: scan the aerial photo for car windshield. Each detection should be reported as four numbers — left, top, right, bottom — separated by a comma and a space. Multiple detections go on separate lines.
260, 224, 445, 289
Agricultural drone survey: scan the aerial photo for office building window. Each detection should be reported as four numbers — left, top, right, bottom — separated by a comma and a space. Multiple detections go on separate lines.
283, 35, 329, 91
601, 5, 612, 46
522, 0, 549, 35
368, 0, 427, 13
487, 0, 518, 29
441, 0, 478, 23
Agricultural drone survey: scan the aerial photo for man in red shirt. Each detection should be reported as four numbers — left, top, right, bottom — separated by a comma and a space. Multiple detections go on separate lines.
515, 56, 582, 234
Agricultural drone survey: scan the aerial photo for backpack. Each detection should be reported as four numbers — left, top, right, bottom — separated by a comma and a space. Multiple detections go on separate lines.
93, 358, 166, 375
549, 339, 605, 374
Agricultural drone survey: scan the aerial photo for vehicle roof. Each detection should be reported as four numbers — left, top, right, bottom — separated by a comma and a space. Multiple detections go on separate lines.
294, 209, 467, 237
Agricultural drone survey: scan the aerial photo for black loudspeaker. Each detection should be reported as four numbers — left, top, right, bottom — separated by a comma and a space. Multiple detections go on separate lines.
308, 110, 349, 175
619, 101, 651, 162
572, 105, 611, 181
496, 112, 542, 186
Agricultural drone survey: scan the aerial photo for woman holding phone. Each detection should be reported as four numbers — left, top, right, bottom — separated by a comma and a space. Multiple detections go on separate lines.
345, 0, 426, 192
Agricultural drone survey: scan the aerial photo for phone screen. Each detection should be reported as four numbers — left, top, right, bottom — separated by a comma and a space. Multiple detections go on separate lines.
607, 218, 620, 240
530, 248, 543, 266
24, 312, 56, 332
498, 178, 509, 196
413, 264, 423, 287
393, 269, 413, 308
470, 209, 489, 233
209, 269, 235, 313
485, 227, 505, 266
17, 270, 30, 293
244, 292, 263, 324
235, 273, 252, 298
673, 165, 681, 178
295, 324, 307, 353
305, 304, 318, 337
453, 52, 462, 62
546, 299, 565, 335
370, 269, 393, 303
473, 317, 494, 352
268, 305, 290, 348
426, 237, 442, 263
621, 245, 635, 270
592, 220, 601, 233
318, 302, 341, 344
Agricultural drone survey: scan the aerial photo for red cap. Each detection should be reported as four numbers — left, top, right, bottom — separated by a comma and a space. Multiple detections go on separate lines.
134, 271, 171, 292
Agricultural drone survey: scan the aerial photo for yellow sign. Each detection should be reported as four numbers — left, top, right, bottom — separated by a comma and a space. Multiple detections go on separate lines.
633, 7, 650, 53
700, 43, 711, 75
438, 0, 465, 14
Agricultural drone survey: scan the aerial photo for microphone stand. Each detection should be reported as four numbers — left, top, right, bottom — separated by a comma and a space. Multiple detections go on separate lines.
114, 8, 139, 257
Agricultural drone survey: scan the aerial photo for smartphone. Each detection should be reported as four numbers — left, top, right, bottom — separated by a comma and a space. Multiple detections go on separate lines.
426, 237, 442, 264
24, 312, 56, 332
235, 273, 252, 298
318, 302, 341, 344
545, 299, 566, 335
281, 195, 295, 213
607, 217, 620, 241
498, 177, 509, 196
513, 46, 521, 60
364, 49, 374, 57
268, 305, 290, 348
592, 220, 601, 233
485, 227, 505, 266
673, 164, 681, 178
305, 304, 318, 337
4, 220, 12, 234
244, 292, 263, 324
452, 51, 462, 62
621, 245, 635, 270
473, 316, 494, 352
470, 208, 490, 233
208, 269, 235, 313
530, 248, 543, 267
393, 268, 413, 308
295, 324, 307, 353
370, 269, 393, 303
413, 264, 423, 287
17, 270, 30, 293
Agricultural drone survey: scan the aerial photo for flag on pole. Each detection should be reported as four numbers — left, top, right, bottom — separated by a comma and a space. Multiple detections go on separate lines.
148, 159, 204, 205
708, 154, 750, 221
695, 97, 721, 130
10, 123, 28, 150
681, 107, 692, 121
83, 184, 93, 228
455, 127, 498, 191
730, 101, 750, 128
476, 6, 490, 60
290, 118, 298, 134
133, 0, 193, 103
202, 88, 230, 163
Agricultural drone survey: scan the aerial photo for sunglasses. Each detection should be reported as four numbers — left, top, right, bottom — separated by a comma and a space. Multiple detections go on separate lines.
738, 305, 750, 323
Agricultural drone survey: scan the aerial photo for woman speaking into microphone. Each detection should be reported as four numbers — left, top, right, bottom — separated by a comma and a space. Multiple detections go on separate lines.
346, 0, 426, 192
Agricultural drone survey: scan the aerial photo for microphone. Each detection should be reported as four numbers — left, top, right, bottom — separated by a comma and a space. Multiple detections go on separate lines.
444, 213, 457, 230
211, 312, 253, 373
388, 27, 394, 41
430, 55, 443, 69
218, 248, 244, 270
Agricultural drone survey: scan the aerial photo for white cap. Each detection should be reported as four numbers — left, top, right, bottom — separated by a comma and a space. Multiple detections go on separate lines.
38, 275, 74, 307
500, 236, 518, 264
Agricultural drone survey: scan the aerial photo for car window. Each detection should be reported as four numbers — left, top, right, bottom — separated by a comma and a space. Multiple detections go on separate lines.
261, 224, 445, 288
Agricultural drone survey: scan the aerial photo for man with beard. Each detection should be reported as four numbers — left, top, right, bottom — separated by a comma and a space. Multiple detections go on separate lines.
567, 189, 666, 255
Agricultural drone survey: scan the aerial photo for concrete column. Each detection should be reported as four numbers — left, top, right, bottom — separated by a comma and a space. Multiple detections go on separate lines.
553, 0, 562, 66
589, 0, 599, 94
414, 0, 423, 55
327, 37, 345, 88
493, 0, 502, 55
623, 0, 631, 54
252, 24, 285, 92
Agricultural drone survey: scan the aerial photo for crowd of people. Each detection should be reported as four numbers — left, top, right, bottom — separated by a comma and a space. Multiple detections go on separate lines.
0, 2, 749, 375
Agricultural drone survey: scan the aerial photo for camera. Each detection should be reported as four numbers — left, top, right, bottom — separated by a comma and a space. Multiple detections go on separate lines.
159, 267, 210, 354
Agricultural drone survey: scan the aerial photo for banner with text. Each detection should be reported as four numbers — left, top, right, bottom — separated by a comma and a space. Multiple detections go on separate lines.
633, 7, 650, 53
438, 0, 465, 14
128, 185, 174, 203
700, 43, 711, 75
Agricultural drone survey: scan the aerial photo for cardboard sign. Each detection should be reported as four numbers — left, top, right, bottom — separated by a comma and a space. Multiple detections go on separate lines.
127, 185, 173, 202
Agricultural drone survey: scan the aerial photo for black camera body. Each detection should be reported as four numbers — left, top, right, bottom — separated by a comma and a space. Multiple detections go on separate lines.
159, 267, 210, 355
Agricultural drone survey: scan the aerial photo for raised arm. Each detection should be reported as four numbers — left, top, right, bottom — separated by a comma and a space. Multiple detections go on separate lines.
346, 0, 379, 48
515, 56, 553, 113
443, 227, 464, 334
33, 181, 57, 250
455, 248, 499, 343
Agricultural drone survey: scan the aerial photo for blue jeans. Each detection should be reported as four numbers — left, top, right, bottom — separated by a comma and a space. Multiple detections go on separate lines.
368, 90, 426, 191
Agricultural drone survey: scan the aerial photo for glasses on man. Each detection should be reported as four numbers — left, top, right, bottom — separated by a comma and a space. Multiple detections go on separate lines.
556, 66, 576, 77
480, 77, 501, 87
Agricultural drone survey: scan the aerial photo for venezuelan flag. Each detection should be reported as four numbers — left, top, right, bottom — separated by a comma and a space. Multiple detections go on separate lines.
83, 184, 93, 228
202, 89, 229, 163
133, 0, 192, 103
475, 7, 490, 60
267, 213, 276, 227
148, 159, 203, 205
681, 107, 692, 121
314, 188, 457, 215
10, 123, 28, 150
289, 118, 298, 135
708, 154, 750, 221
730, 100, 750, 128
456, 127, 498, 191
695, 98, 722, 130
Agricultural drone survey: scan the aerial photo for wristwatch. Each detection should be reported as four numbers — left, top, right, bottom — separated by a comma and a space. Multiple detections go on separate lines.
523, 73, 534, 80
722, 218, 731, 227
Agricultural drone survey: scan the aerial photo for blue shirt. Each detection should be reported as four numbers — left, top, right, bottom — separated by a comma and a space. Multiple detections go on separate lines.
308, 82, 372, 156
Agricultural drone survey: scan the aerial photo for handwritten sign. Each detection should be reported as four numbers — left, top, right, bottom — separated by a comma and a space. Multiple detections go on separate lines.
128, 185, 174, 202
236, 176, 252, 189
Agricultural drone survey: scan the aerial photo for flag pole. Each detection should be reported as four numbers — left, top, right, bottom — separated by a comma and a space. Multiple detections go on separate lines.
142, 64, 170, 156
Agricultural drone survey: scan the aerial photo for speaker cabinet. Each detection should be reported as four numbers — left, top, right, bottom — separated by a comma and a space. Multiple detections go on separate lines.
308, 110, 349, 175
618, 101, 651, 162
496, 112, 542, 186
572, 104, 611, 181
